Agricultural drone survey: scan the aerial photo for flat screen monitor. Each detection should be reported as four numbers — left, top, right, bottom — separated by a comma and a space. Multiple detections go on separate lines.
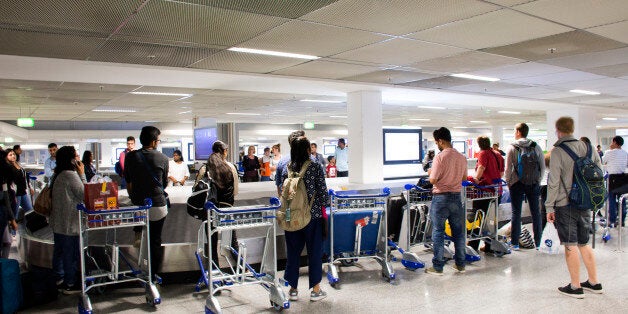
194, 127, 218, 160
452, 141, 466, 155
323, 144, 336, 156
383, 129, 422, 165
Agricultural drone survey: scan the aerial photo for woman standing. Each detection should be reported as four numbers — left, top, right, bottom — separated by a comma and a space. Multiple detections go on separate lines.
242, 145, 260, 182
49, 146, 87, 294
5, 148, 33, 218
270, 144, 281, 180
0, 150, 18, 258
283, 136, 329, 302
82, 150, 97, 182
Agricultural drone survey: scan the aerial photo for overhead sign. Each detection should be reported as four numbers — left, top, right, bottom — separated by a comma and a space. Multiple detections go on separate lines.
17, 117, 34, 127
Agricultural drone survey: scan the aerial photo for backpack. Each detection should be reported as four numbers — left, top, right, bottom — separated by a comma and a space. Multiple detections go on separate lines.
558, 141, 607, 210
114, 161, 122, 175
277, 160, 314, 232
513, 141, 541, 185
186, 164, 218, 221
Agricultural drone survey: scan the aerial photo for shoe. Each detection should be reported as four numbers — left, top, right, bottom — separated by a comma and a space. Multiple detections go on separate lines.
59, 283, 81, 295
580, 280, 603, 294
56, 279, 64, 287
535, 246, 540, 251
558, 284, 584, 299
310, 289, 327, 302
289, 289, 298, 301
510, 244, 520, 251
425, 267, 443, 276
451, 264, 466, 273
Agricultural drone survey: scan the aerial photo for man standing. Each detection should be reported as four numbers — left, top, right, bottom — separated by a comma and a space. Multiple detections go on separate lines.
602, 136, 628, 227
118, 136, 135, 189
492, 143, 506, 156
546, 116, 602, 298
334, 138, 348, 177
310, 143, 327, 170
504, 123, 545, 250
425, 127, 468, 275
44, 143, 58, 182
124, 127, 169, 278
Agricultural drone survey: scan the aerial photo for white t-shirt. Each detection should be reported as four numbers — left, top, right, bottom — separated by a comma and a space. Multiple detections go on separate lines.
603, 148, 628, 174
168, 160, 190, 184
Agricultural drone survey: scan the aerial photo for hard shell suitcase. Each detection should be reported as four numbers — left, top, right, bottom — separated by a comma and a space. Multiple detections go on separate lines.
0, 258, 23, 314
386, 195, 407, 243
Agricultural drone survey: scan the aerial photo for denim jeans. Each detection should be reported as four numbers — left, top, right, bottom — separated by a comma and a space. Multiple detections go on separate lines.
14, 194, 33, 218
430, 193, 466, 270
284, 218, 323, 289
510, 182, 542, 247
53, 233, 80, 287
260, 176, 272, 182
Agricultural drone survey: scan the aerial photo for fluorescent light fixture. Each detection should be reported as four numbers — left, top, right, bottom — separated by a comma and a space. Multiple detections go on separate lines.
418, 106, 446, 110
228, 47, 319, 60
144, 120, 159, 123
226, 112, 261, 116
300, 99, 344, 103
330, 115, 347, 118
470, 120, 487, 123
451, 73, 500, 82
498, 111, 520, 114
409, 118, 430, 121
570, 89, 600, 95
303, 122, 315, 129
92, 109, 137, 113
602, 117, 617, 121
178, 110, 192, 114
454, 126, 469, 129
130, 91, 193, 97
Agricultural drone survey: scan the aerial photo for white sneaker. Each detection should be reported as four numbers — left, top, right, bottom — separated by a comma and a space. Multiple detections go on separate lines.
310, 289, 327, 301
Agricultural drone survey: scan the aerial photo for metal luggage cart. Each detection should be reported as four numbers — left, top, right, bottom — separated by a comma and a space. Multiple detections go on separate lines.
462, 180, 510, 257
200, 198, 289, 314
76, 198, 160, 314
325, 188, 395, 287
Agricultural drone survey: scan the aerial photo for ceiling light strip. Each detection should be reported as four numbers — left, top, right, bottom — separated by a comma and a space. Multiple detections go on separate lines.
131, 91, 193, 97
92, 109, 137, 113
569, 89, 601, 95
228, 47, 319, 60
451, 73, 500, 82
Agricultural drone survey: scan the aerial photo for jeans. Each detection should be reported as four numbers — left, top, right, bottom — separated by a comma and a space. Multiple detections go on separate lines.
430, 193, 466, 270
284, 218, 323, 289
14, 194, 33, 218
260, 176, 272, 182
510, 182, 542, 247
53, 233, 80, 286
149, 217, 166, 274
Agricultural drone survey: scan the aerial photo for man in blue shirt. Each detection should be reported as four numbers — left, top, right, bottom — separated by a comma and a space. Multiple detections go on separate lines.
334, 138, 348, 177
44, 143, 58, 182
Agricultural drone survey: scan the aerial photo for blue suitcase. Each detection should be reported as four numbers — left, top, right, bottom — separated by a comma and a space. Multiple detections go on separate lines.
323, 209, 384, 257
0, 258, 23, 314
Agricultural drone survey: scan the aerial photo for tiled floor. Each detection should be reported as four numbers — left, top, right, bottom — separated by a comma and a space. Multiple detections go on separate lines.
19, 226, 628, 314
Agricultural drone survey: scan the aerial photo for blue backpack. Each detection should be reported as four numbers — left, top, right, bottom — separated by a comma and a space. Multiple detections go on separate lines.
558, 141, 607, 210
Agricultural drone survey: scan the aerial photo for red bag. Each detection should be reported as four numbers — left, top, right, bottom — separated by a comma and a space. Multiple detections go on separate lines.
84, 182, 119, 210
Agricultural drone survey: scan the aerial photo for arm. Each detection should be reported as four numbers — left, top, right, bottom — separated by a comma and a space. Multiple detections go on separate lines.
475, 165, 486, 182
544, 151, 562, 216
119, 152, 126, 172
504, 146, 516, 184
537, 145, 546, 182
44, 159, 54, 178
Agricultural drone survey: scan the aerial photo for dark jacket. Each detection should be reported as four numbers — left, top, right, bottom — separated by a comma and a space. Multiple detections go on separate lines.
124, 148, 169, 207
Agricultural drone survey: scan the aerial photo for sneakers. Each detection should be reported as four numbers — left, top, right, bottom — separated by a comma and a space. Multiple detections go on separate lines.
580, 280, 603, 294
425, 267, 443, 276
558, 284, 584, 299
510, 244, 520, 251
58, 283, 81, 295
289, 289, 298, 301
310, 289, 327, 301
451, 264, 466, 273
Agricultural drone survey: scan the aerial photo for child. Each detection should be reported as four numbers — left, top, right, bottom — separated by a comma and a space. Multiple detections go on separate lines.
326, 156, 337, 178
260, 147, 272, 181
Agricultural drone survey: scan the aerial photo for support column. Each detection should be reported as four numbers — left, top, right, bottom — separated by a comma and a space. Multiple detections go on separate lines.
546, 108, 597, 146
491, 126, 504, 150
347, 91, 383, 184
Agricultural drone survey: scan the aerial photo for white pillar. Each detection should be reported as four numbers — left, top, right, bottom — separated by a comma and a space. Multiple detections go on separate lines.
546, 108, 597, 146
347, 91, 383, 184
491, 126, 504, 150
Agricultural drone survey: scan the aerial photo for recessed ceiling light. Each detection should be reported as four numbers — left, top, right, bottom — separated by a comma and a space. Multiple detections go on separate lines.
498, 111, 521, 114
330, 115, 347, 118
454, 126, 469, 129
300, 99, 344, 103
569, 89, 600, 95
92, 109, 137, 113
130, 91, 193, 97
451, 73, 500, 82
144, 120, 158, 123
228, 47, 319, 60
409, 118, 430, 121
226, 112, 261, 116
602, 117, 617, 121
418, 106, 446, 110
178, 111, 192, 114
470, 120, 487, 123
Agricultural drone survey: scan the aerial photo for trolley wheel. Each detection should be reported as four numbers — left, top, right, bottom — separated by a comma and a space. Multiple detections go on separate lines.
329, 281, 337, 288
340, 259, 355, 267
146, 296, 161, 307
271, 301, 284, 312
78, 301, 92, 314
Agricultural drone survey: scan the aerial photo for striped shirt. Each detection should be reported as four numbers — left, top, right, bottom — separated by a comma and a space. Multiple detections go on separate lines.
602, 148, 628, 174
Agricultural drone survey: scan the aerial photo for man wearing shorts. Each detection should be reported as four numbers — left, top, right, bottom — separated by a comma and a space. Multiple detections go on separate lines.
545, 116, 603, 298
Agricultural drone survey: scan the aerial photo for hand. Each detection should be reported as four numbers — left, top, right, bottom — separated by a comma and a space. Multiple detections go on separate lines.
10, 220, 18, 231
547, 212, 555, 223
76, 160, 85, 175
179, 180, 185, 185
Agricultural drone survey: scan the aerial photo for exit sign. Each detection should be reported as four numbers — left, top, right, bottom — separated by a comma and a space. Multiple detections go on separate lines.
17, 118, 34, 127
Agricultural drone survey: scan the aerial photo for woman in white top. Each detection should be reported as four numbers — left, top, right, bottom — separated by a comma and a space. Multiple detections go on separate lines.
168, 150, 190, 186
270, 143, 282, 180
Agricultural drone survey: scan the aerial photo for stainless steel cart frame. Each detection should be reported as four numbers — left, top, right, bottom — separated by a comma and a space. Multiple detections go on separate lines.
326, 188, 395, 287
201, 198, 289, 314
76, 198, 160, 314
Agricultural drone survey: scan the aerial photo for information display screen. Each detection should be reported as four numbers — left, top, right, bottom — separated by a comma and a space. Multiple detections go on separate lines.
194, 127, 217, 160
383, 129, 422, 165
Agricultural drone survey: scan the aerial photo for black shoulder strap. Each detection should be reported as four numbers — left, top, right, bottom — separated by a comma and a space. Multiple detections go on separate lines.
137, 150, 166, 193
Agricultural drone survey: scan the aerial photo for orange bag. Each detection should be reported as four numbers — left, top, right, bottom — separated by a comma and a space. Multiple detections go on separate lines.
84, 182, 118, 210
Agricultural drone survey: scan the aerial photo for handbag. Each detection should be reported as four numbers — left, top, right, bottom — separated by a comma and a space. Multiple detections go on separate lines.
33, 175, 55, 217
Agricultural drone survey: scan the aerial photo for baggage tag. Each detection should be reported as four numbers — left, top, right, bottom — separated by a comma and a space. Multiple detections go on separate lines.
355, 216, 370, 227
371, 211, 379, 224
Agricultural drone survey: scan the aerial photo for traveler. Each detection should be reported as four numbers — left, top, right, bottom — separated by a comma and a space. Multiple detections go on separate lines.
310, 143, 327, 169
492, 143, 506, 156
270, 144, 281, 181
12, 145, 22, 162
167, 149, 190, 186
5, 148, 33, 218
596, 145, 604, 159
334, 138, 348, 177
326, 156, 337, 178
44, 143, 58, 181
260, 147, 272, 182
82, 150, 97, 182
118, 136, 135, 189
0, 149, 18, 258
242, 145, 260, 182
545, 116, 602, 298
423, 149, 435, 172
275, 131, 305, 196
602, 136, 628, 227
425, 127, 468, 275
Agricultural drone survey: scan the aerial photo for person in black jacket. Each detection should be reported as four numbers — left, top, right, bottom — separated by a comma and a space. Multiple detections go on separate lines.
0, 149, 18, 258
82, 150, 97, 182
242, 145, 260, 182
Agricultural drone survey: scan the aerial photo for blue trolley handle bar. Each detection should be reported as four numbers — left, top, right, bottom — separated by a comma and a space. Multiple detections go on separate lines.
461, 179, 506, 189
328, 188, 391, 198
76, 198, 153, 213
205, 197, 281, 213
403, 184, 431, 192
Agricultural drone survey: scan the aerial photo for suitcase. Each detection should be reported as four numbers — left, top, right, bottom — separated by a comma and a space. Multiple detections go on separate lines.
24, 210, 48, 234
0, 258, 23, 314
323, 209, 384, 257
386, 194, 407, 243
20, 266, 57, 309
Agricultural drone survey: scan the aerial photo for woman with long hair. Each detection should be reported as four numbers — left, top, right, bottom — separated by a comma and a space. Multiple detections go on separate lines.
242, 145, 260, 182
5, 148, 33, 218
82, 150, 97, 182
0, 150, 17, 258
283, 136, 329, 302
49, 146, 87, 294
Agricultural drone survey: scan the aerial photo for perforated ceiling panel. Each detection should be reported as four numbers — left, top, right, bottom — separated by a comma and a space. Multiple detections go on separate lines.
586, 63, 628, 78
177, 0, 338, 19
410, 51, 522, 74
482, 31, 627, 61
514, 0, 628, 29
302, 0, 499, 35
341, 69, 437, 84
190, 50, 307, 73
0, 29, 106, 60
90, 39, 219, 67
587, 21, 628, 44
271, 60, 379, 79
119, 0, 288, 47
538, 47, 628, 70
408, 9, 573, 50
400, 76, 476, 89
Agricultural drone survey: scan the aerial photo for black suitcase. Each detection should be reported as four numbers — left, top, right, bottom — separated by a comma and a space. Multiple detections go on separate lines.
20, 266, 57, 309
386, 194, 407, 243
24, 211, 48, 234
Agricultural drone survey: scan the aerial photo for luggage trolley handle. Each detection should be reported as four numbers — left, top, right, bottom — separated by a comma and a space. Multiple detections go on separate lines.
403, 184, 431, 192
329, 188, 391, 199
204, 197, 280, 214
77, 198, 153, 213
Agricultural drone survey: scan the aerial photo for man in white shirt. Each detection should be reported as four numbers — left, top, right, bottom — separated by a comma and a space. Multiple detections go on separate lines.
602, 136, 628, 227
334, 138, 348, 177
168, 150, 190, 186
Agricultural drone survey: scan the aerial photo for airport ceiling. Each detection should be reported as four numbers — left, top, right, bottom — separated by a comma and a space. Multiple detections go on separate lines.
0, 0, 627, 130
